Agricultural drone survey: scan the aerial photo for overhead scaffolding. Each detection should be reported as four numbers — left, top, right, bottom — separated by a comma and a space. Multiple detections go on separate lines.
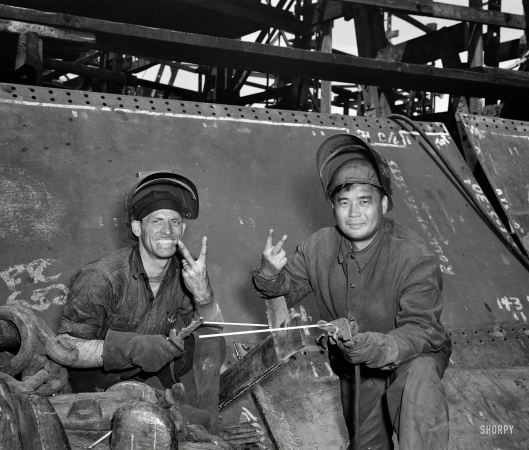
0, 1, 527, 120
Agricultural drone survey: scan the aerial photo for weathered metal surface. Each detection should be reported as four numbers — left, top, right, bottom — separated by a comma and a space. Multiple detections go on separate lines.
1, 83, 529, 448
460, 114, 529, 253
12, 391, 71, 449
252, 347, 349, 450
220, 334, 281, 408
448, 323, 529, 370
1, 82, 529, 344
444, 366, 529, 449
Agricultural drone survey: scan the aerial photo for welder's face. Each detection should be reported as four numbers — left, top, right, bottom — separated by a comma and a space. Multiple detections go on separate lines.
332, 184, 387, 251
132, 209, 186, 259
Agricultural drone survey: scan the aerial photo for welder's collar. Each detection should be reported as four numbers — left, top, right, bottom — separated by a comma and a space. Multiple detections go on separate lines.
337, 220, 385, 272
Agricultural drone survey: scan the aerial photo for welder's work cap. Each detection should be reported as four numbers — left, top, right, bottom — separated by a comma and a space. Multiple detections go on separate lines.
316, 134, 393, 211
124, 170, 199, 226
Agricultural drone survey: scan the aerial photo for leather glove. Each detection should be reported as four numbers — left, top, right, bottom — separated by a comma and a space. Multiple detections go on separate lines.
104, 329, 183, 372
337, 331, 398, 369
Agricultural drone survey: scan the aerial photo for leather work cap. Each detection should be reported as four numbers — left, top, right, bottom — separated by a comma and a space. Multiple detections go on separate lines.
124, 170, 199, 230
316, 134, 393, 211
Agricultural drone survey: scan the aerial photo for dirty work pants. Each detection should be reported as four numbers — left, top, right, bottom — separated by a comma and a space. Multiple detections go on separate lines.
341, 353, 448, 450
67, 327, 226, 434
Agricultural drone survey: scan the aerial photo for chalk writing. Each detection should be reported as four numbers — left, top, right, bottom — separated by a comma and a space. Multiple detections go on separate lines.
356, 130, 370, 142
388, 161, 455, 275
0, 259, 68, 311
0, 164, 66, 242
366, 129, 451, 149
495, 188, 525, 234
496, 295, 529, 322
463, 180, 509, 234
434, 135, 450, 147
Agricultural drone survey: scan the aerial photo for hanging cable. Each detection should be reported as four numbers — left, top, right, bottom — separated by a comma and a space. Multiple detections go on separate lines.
387, 113, 529, 272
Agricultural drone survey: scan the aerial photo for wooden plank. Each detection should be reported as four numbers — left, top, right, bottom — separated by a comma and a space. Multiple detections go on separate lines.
13, 31, 43, 85
178, 0, 308, 35
394, 12, 436, 34
42, 58, 198, 99
376, 22, 468, 64
493, 38, 523, 63
0, 18, 95, 43
306, 0, 350, 25
468, 0, 484, 114
338, 0, 526, 29
354, 4, 392, 116
1, 5, 529, 101
320, 20, 333, 113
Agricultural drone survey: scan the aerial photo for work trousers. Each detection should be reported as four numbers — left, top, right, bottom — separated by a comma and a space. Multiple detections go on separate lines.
67, 327, 226, 434
341, 353, 448, 450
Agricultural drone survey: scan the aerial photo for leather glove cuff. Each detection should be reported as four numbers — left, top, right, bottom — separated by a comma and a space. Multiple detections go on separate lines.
369, 333, 399, 369
103, 329, 139, 371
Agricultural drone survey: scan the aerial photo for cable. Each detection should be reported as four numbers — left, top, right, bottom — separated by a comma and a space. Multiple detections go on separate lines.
387, 113, 529, 272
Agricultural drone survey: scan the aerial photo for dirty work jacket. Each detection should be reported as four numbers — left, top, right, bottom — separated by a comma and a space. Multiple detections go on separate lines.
253, 218, 451, 373
59, 245, 195, 341
58, 245, 205, 391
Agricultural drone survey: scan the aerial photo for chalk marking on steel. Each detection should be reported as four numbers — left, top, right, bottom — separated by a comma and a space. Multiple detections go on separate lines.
421, 202, 448, 245
0, 98, 348, 132
2, 98, 458, 137
436, 193, 457, 234
310, 361, 319, 378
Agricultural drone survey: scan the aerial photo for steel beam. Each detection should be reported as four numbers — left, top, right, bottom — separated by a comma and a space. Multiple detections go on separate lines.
2, 5, 527, 101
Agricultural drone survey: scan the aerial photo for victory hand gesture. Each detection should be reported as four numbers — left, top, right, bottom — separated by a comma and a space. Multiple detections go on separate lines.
178, 237, 214, 305
260, 229, 288, 278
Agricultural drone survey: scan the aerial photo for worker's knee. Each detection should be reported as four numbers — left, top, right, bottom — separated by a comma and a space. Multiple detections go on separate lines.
397, 355, 447, 411
405, 355, 441, 381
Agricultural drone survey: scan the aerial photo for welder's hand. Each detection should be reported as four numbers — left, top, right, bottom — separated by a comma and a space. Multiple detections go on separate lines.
260, 229, 288, 278
103, 330, 183, 372
178, 237, 214, 306
337, 331, 398, 369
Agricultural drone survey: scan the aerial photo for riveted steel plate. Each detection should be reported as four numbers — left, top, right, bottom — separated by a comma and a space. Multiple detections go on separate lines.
0, 83, 528, 344
460, 114, 529, 253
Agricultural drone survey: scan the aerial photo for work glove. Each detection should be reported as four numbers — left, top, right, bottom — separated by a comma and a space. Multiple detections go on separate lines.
103, 329, 183, 372
337, 331, 399, 369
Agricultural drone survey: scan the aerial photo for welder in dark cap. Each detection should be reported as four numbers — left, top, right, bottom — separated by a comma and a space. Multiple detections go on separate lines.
58, 170, 226, 437
253, 135, 451, 450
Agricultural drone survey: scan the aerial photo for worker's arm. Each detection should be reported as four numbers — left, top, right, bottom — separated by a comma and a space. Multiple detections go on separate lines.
177, 237, 224, 325
252, 229, 313, 307
58, 266, 110, 339
385, 254, 448, 367
337, 255, 447, 371
56, 335, 104, 368
59, 267, 183, 371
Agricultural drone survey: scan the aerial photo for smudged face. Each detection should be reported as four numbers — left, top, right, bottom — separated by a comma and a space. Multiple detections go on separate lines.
132, 209, 186, 260
332, 184, 387, 251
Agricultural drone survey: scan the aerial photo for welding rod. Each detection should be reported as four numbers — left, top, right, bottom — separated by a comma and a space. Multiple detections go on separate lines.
86, 430, 112, 449
203, 321, 269, 327
198, 323, 325, 338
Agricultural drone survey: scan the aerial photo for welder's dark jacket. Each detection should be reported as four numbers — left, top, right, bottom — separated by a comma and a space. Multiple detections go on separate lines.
59, 245, 195, 341
58, 245, 199, 391
253, 218, 451, 374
